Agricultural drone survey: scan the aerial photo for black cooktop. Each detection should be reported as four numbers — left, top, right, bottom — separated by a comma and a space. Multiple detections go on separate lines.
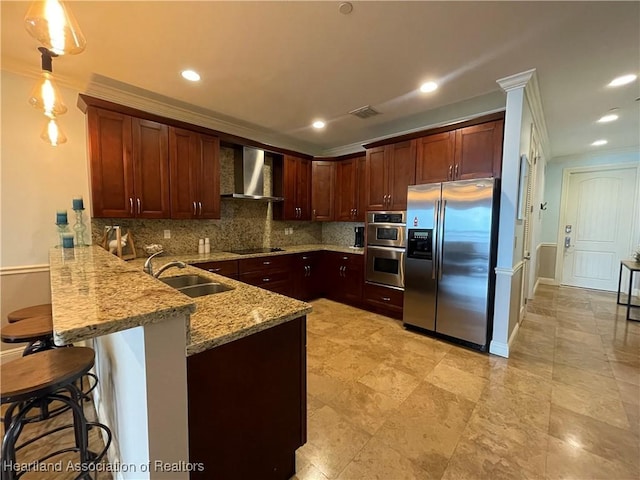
227, 247, 285, 255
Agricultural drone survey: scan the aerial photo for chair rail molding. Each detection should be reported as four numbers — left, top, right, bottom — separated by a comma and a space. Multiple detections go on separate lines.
0, 264, 50, 276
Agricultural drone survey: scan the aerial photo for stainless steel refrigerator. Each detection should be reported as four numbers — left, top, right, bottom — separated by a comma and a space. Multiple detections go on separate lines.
403, 178, 499, 349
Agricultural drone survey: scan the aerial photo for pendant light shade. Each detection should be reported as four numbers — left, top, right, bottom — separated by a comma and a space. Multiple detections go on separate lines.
41, 117, 67, 146
29, 71, 67, 117
28, 47, 67, 118
24, 0, 86, 55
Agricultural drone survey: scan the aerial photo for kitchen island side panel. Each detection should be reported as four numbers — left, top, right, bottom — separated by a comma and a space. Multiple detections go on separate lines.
187, 316, 307, 480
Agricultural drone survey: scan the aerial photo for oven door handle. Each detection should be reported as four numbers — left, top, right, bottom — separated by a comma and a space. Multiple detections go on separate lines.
366, 246, 407, 254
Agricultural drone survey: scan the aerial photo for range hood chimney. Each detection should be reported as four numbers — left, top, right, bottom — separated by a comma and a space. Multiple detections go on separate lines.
221, 146, 284, 202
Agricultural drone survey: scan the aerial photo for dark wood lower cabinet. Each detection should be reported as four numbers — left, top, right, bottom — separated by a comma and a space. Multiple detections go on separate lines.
363, 282, 404, 319
323, 252, 364, 306
187, 317, 307, 480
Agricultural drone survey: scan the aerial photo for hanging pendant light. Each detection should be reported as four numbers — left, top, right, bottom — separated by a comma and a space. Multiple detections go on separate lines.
40, 116, 67, 146
28, 47, 67, 118
24, 0, 86, 55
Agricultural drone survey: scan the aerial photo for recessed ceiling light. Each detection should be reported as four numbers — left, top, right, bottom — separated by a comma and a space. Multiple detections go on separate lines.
591, 139, 608, 146
608, 74, 637, 87
312, 120, 326, 129
419, 81, 438, 93
338, 2, 353, 14
597, 113, 619, 123
181, 70, 201, 82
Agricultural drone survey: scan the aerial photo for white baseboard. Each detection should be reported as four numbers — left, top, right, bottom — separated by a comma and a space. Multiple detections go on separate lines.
537, 277, 557, 286
489, 340, 509, 358
1, 347, 23, 364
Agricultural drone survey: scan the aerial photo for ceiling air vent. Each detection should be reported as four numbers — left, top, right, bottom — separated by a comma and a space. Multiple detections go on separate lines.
349, 105, 380, 119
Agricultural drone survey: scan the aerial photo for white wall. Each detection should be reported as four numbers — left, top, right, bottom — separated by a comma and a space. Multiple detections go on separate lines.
1, 69, 91, 268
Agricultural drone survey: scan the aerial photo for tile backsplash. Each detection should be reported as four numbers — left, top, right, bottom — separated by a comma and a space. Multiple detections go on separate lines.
91, 147, 360, 256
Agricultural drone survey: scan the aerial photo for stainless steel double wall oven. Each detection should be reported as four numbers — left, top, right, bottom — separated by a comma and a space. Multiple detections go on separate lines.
365, 211, 406, 289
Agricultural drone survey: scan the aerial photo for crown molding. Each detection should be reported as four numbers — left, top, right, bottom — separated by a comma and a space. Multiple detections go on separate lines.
84, 78, 322, 156
496, 68, 536, 92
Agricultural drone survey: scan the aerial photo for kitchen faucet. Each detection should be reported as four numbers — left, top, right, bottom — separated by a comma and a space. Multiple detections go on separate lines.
143, 251, 187, 278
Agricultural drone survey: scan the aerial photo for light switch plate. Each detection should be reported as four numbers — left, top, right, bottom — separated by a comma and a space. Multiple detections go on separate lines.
164, 229, 171, 239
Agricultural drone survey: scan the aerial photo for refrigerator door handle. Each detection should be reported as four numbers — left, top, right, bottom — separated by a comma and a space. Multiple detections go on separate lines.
438, 199, 447, 280
433, 200, 440, 280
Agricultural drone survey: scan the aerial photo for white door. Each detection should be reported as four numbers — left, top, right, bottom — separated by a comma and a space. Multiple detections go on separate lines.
561, 166, 637, 291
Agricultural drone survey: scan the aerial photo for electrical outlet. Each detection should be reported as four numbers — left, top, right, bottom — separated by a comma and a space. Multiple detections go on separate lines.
164, 229, 171, 239
284, 228, 289, 235
289, 227, 294, 234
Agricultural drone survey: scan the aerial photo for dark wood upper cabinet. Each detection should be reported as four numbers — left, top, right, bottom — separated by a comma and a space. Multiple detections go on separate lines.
387, 140, 416, 210
416, 131, 455, 184
274, 155, 311, 221
365, 146, 387, 211
356, 155, 367, 221
169, 127, 220, 219
454, 120, 504, 180
335, 155, 367, 221
87, 108, 133, 218
335, 159, 357, 221
311, 161, 335, 221
87, 107, 170, 218
365, 141, 416, 211
415, 120, 504, 184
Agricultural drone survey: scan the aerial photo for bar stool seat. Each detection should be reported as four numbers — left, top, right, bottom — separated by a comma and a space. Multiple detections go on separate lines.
7, 303, 52, 323
1, 347, 111, 480
1, 315, 53, 343
2, 315, 54, 356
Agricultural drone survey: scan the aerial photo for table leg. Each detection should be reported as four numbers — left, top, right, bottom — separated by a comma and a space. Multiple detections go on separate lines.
628, 269, 635, 321
617, 263, 623, 305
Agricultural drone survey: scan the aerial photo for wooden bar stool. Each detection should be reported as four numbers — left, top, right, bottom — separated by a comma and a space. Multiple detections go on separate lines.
7, 303, 52, 323
1, 315, 55, 355
1, 347, 111, 480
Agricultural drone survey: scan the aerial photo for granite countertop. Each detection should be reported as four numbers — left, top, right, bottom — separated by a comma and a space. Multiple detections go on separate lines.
49, 246, 196, 345
49, 244, 329, 356
156, 243, 364, 264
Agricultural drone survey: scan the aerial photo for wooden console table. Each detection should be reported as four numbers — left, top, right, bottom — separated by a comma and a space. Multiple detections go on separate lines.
617, 260, 640, 321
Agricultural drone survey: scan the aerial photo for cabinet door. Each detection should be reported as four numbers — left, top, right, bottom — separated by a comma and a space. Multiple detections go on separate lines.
281, 155, 299, 220
198, 133, 221, 219
454, 120, 504, 180
335, 159, 357, 221
311, 161, 335, 221
341, 256, 364, 303
169, 127, 198, 219
132, 118, 170, 218
388, 140, 416, 211
416, 131, 455, 184
296, 158, 312, 220
355, 155, 367, 221
365, 146, 387, 210
87, 108, 134, 218
295, 253, 319, 301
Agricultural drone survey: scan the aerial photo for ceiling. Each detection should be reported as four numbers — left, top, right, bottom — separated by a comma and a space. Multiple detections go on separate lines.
2, 1, 639, 158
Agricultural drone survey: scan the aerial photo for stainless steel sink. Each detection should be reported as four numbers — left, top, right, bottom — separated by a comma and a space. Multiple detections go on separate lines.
159, 274, 234, 298
159, 274, 212, 289
178, 283, 233, 298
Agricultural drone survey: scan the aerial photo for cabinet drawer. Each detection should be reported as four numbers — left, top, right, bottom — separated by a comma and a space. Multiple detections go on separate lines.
364, 282, 404, 312
240, 269, 291, 287
239, 255, 293, 274
333, 252, 363, 268
193, 260, 239, 278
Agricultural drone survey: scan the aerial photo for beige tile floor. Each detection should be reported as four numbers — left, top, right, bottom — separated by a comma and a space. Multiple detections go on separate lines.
4, 285, 638, 479
294, 285, 640, 480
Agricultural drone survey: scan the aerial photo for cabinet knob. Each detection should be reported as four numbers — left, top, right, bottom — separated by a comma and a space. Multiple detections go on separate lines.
208, 268, 222, 273
262, 277, 270, 282
263, 261, 271, 265
381, 297, 391, 302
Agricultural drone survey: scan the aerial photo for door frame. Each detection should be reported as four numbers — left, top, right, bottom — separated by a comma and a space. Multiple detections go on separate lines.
554, 161, 640, 287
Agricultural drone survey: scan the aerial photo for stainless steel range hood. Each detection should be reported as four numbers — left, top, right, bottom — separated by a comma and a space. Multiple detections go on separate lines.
221, 147, 284, 202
